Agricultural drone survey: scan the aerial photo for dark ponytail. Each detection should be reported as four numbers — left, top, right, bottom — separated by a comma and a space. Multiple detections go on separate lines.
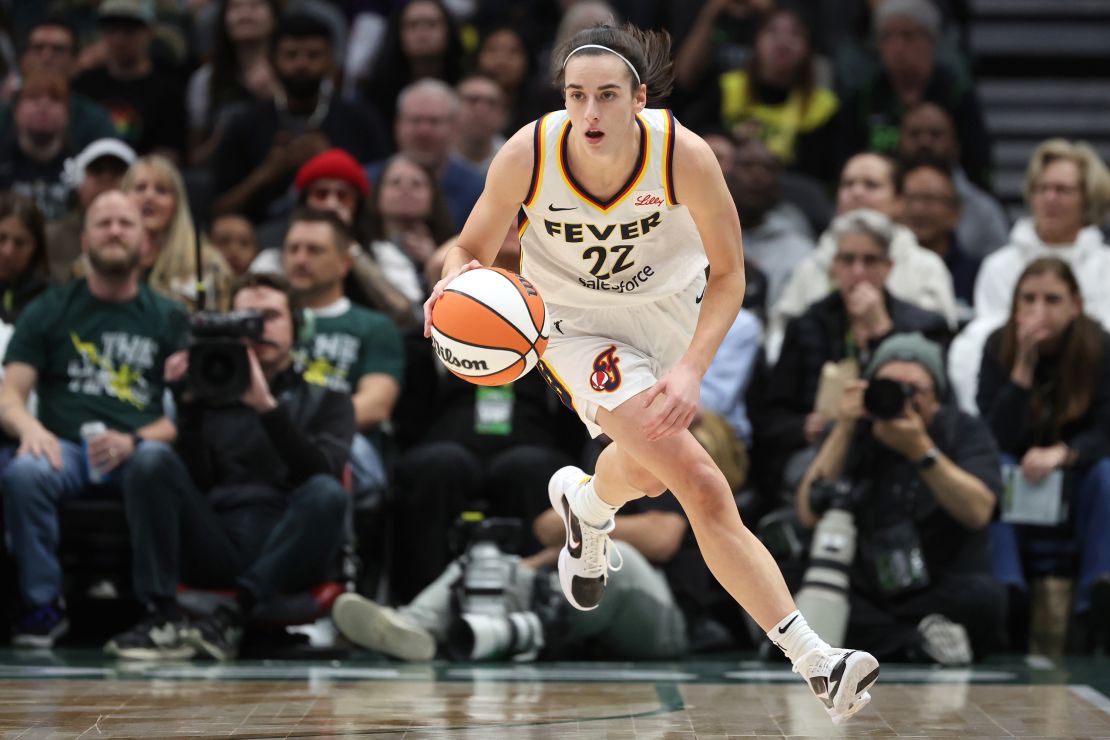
551, 23, 674, 106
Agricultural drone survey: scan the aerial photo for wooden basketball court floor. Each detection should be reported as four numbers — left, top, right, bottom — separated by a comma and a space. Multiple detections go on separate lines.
1, 651, 1109, 738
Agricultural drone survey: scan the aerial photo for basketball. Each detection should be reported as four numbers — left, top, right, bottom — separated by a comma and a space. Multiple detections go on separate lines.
430, 267, 550, 385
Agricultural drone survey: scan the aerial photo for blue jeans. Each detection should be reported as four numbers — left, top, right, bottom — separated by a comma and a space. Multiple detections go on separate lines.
990, 457, 1110, 613
1, 439, 132, 608
348, 433, 386, 495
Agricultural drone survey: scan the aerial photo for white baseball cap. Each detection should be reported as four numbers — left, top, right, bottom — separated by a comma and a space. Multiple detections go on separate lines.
63, 138, 137, 188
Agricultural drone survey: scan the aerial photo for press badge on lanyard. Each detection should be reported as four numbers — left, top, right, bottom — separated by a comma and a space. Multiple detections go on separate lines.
475, 384, 514, 435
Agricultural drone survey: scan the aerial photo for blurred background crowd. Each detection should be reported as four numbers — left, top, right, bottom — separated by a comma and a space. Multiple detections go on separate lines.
0, 0, 1108, 665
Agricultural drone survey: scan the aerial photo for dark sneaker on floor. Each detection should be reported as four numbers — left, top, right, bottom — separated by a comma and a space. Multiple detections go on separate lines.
104, 614, 195, 660
13, 602, 69, 648
183, 605, 244, 661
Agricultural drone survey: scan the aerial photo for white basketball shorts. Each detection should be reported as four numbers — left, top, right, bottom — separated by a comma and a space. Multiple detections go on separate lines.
535, 272, 706, 438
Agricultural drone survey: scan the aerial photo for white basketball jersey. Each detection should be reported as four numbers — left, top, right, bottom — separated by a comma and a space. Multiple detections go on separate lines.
518, 108, 709, 308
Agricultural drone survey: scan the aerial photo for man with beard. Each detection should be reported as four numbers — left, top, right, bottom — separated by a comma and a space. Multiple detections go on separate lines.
212, 13, 389, 227
281, 208, 403, 500
0, 190, 185, 648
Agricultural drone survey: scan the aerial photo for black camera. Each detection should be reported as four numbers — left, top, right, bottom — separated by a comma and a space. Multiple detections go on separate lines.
808, 477, 869, 517
187, 310, 265, 404
449, 514, 523, 558
864, 378, 914, 420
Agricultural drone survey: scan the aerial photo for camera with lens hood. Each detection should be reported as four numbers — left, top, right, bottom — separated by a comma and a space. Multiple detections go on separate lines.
793, 478, 871, 647
445, 515, 545, 661
864, 377, 915, 420
186, 310, 265, 405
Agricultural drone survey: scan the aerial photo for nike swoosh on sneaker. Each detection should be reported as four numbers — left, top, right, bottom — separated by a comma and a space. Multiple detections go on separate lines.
563, 497, 582, 557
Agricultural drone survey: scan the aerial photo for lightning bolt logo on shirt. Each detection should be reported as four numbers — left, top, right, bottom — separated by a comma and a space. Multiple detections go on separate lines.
69, 332, 151, 410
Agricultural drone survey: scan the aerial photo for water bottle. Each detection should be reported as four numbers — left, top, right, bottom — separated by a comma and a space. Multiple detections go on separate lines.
80, 421, 108, 484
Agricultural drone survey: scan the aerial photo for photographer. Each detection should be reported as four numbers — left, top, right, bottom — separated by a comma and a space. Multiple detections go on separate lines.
104, 273, 354, 661
0, 191, 183, 648
332, 505, 689, 663
758, 208, 949, 495
796, 332, 1004, 664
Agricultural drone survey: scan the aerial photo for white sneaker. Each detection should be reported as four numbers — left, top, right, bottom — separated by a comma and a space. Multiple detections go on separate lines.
794, 646, 880, 725
918, 613, 972, 666
332, 593, 436, 661
548, 466, 623, 611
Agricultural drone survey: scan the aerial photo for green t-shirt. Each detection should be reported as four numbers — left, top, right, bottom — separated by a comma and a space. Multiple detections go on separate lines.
3, 280, 187, 442
298, 300, 404, 393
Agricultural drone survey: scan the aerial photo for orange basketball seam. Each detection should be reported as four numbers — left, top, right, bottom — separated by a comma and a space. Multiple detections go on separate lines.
487, 268, 547, 338
437, 288, 536, 354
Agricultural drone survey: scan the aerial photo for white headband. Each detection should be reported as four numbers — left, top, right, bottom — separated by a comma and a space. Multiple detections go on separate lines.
562, 44, 641, 87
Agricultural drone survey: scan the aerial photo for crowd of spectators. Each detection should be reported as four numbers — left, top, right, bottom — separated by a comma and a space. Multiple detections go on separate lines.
1, 0, 1109, 664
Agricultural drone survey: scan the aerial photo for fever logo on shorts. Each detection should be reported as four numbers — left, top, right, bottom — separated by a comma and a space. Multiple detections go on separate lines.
589, 345, 622, 392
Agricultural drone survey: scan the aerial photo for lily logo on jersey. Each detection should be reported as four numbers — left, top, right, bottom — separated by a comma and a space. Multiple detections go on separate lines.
632, 191, 664, 208
589, 345, 622, 392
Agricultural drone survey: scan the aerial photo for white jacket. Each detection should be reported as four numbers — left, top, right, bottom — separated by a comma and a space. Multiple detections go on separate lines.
766, 223, 958, 363
948, 218, 1110, 413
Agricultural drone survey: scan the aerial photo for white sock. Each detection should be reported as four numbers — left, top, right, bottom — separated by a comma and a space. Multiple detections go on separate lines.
570, 477, 619, 528
767, 610, 828, 665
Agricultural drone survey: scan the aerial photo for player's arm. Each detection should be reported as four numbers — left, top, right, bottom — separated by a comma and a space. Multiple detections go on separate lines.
673, 125, 746, 376
640, 125, 746, 441
423, 123, 535, 336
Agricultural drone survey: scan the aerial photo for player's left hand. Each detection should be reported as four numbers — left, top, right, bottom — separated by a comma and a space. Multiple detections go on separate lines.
641, 362, 701, 441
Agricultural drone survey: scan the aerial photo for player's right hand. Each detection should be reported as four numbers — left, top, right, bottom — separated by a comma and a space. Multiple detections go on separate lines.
423, 259, 483, 337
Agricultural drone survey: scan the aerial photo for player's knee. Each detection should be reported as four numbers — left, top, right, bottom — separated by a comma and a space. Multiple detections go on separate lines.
622, 460, 667, 498
680, 462, 735, 516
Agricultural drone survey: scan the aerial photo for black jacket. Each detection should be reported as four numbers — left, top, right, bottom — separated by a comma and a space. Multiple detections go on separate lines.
756, 289, 950, 455
174, 366, 356, 510
978, 326, 1110, 469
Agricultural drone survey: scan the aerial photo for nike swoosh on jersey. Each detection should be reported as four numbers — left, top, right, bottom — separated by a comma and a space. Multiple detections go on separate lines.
548, 204, 577, 211
695, 287, 706, 304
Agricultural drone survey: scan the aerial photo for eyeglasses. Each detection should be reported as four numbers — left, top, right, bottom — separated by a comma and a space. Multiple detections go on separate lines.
1032, 182, 1081, 197
834, 253, 887, 267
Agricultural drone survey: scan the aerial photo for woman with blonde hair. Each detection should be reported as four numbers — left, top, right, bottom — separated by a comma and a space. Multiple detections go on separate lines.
947, 139, 1110, 411
121, 155, 233, 310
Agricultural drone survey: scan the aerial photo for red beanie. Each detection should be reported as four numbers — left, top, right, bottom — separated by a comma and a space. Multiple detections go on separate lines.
295, 148, 370, 197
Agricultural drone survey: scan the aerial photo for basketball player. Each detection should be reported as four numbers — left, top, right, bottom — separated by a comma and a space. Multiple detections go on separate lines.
424, 23, 879, 723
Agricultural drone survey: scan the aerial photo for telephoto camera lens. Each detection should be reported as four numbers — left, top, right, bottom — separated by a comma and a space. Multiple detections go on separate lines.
793, 480, 858, 647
